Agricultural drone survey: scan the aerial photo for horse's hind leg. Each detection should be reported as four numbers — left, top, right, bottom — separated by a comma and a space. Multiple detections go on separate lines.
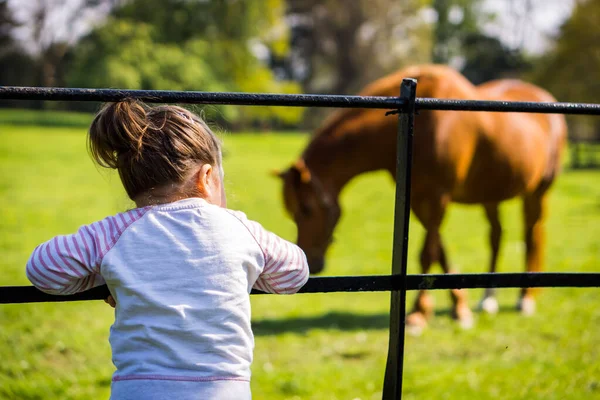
519, 191, 548, 316
478, 203, 502, 314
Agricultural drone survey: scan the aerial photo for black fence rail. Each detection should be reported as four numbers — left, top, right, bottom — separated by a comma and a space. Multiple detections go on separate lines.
3, 86, 600, 114
1, 82, 600, 400
3, 272, 600, 304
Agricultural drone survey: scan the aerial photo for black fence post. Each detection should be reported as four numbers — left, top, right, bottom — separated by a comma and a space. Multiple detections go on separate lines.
382, 78, 417, 399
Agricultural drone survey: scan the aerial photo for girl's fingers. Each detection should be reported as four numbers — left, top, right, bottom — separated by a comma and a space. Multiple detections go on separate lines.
105, 295, 116, 308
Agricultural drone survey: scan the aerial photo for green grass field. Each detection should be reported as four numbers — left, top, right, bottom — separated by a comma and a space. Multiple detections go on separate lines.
0, 110, 599, 400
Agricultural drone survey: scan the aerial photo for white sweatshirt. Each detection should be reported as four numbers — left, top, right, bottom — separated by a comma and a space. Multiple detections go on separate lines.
26, 197, 309, 399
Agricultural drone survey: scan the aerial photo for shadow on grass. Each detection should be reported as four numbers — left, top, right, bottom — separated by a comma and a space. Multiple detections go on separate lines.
252, 311, 390, 336
252, 305, 523, 336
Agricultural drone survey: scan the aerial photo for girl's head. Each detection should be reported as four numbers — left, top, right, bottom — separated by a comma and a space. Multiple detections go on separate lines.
88, 99, 225, 208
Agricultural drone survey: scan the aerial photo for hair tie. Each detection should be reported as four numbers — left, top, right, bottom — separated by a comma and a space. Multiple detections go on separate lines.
178, 111, 194, 123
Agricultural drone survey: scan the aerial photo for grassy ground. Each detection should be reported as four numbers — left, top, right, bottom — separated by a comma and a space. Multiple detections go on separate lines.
0, 110, 599, 399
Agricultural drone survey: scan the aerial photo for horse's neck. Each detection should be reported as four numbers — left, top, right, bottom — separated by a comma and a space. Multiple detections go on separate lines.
303, 130, 388, 196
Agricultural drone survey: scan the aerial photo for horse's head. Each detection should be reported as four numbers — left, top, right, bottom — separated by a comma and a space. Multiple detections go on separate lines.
274, 159, 340, 274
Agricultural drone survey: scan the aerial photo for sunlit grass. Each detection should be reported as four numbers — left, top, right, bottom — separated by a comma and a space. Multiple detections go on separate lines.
0, 114, 599, 399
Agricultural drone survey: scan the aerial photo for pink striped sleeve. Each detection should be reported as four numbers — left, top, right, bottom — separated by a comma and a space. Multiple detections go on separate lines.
226, 210, 309, 294
25, 208, 149, 295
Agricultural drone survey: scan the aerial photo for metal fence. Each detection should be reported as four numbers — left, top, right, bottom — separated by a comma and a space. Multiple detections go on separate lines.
1, 81, 600, 399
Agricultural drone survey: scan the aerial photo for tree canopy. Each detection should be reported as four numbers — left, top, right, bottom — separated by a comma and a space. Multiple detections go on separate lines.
67, 0, 303, 127
1, 0, 589, 130
532, 0, 600, 104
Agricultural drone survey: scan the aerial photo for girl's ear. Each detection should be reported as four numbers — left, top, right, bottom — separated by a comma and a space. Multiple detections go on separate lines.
195, 164, 213, 196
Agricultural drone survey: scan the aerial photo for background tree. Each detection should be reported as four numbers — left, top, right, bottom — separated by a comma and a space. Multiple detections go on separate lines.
430, 0, 531, 84
67, 0, 303, 128
530, 0, 600, 141
0, 0, 17, 56
6, 0, 113, 109
532, 0, 600, 104
280, 0, 432, 128
2, 0, 580, 131
431, 0, 483, 64
283, 0, 431, 96
460, 33, 531, 84
0, 0, 37, 108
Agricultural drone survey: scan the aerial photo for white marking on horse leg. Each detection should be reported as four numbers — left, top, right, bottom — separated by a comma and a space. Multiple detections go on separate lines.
517, 296, 536, 316
405, 311, 428, 336
458, 309, 475, 330
406, 324, 424, 337
478, 296, 499, 314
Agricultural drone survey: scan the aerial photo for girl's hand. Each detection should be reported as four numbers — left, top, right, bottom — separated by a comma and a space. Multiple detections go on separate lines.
104, 295, 116, 308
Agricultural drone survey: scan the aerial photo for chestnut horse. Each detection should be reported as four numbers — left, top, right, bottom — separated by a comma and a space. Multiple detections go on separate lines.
274, 64, 567, 331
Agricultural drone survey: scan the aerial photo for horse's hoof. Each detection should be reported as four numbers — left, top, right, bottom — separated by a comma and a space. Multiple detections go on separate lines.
453, 306, 475, 330
458, 311, 475, 330
517, 297, 536, 316
405, 312, 428, 336
406, 324, 424, 337
478, 297, 499, 315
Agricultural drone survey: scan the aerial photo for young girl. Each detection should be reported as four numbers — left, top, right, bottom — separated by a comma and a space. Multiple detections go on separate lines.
25, 100, 309, 400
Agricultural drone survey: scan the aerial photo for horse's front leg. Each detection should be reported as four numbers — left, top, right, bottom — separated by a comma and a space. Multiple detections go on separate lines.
478, 203, 502, 314
407, 195, 473, 333
436, 232, 474, 329
405, 229, 437, 335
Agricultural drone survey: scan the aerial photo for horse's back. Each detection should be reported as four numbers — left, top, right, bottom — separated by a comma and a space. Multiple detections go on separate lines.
410, 75, 568, 202
358, 64, 479, 99
310, 65, 567, 203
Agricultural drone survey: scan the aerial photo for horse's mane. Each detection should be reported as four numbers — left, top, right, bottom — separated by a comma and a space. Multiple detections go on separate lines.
311, 74, 405, 139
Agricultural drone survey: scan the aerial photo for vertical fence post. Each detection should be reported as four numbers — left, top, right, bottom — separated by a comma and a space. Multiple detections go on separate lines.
382, 78, 417, 400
